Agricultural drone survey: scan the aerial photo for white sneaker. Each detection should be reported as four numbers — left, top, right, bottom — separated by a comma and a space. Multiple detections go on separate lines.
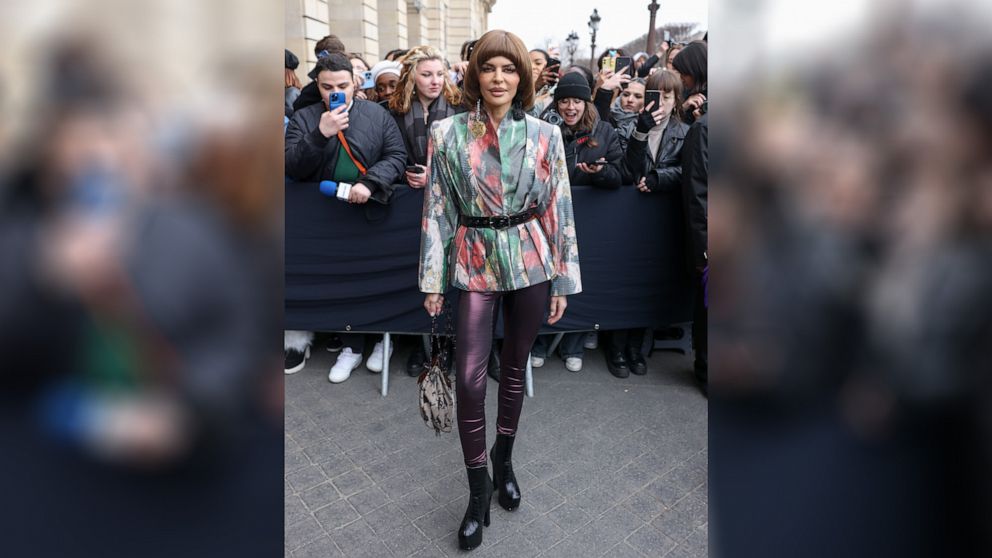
366, 340, 393, 373
565, 357, 583, 372
530, 355, 545, 368
328, 348, 362, 383
583, 332, 598, 350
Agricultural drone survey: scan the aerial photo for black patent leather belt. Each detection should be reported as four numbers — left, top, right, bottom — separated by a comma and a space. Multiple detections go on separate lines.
459, 208, 538, 230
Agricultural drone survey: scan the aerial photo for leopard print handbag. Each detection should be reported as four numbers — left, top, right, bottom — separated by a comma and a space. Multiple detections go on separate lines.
418, 300, 455, 435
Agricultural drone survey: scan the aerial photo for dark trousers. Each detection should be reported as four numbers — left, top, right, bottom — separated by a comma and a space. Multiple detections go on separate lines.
608, 328, 648, 356
455, 282, 550, 467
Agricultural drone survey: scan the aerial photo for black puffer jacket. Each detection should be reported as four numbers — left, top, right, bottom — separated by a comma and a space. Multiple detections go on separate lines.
559, 119, 624, 188
285, 99, 407, 204
618, 116, 689, 192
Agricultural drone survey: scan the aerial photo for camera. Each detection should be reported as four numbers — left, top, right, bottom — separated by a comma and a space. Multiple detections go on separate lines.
541, 109, 564, 127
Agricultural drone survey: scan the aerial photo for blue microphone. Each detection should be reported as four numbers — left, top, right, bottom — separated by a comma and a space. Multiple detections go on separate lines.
319, 180, 338, 197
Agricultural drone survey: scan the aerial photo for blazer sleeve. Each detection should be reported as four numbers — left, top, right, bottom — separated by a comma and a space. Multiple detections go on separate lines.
587, 125, 624, 189
284, 108, 331, 181
540, 126, 582, 296
418, 122, 459, 293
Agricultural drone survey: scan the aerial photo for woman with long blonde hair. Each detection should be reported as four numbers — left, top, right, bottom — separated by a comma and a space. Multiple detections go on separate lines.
389, 45, 463, 188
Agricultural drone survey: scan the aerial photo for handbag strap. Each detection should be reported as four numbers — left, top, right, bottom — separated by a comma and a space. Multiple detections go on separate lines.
336, 131, 367, 175
429, 298, 455, 374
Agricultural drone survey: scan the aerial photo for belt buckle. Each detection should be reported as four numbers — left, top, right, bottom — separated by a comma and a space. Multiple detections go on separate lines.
492, 215, 510, 229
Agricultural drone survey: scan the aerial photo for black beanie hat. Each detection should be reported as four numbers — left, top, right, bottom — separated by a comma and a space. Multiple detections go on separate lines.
554, 72, 592, 103
285, 49, 300, 70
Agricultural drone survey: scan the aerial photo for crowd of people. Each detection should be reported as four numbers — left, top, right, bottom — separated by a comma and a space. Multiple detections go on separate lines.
283, 30, 707, 393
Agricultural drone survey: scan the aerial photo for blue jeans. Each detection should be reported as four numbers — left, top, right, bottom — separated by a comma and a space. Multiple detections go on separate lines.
531, 332, 586, 359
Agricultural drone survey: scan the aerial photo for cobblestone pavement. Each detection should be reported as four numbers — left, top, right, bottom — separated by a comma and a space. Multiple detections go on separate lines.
286, 336, 707, 557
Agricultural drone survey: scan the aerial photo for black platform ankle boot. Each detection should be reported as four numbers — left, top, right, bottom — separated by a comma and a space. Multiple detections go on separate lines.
490, 434, 521, 511
458, 466, 492, 551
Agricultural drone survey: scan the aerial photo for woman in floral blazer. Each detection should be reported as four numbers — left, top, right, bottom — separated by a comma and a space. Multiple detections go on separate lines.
418, 30, 581, 552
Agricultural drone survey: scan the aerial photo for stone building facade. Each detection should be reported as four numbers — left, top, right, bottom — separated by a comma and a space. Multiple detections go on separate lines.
286, 0, 496, 72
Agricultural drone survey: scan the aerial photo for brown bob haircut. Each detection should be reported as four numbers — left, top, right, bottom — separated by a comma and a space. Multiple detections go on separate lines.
646, 69, 685, 122
461, 30, 535, 112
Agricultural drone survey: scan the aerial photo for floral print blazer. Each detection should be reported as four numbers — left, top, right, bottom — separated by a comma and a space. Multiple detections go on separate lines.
419, 111, 582, 297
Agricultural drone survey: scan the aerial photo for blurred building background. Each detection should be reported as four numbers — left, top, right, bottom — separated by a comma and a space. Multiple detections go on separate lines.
286, 0, 496, 67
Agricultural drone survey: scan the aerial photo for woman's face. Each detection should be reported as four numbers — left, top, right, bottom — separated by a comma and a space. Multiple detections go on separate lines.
375, 74, 399, 101
556, 98, 585, 127
680, 72, 696, 92
529, 51, 547, 83
478, 56, 519, 113
351, 58, 368, 75
414, 59, 446, 101
620, 82, 645, 113
665, 47, 682, 72
654, 88, 677, 117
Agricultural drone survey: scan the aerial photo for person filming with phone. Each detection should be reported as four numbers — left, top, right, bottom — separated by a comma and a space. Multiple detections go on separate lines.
284, 52, 407, 383
285, 52, 406, 205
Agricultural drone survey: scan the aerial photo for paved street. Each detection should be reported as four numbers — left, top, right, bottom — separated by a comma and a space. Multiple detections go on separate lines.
285, 335, 708, 557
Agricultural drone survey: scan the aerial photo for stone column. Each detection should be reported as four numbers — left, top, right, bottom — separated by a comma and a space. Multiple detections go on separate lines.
377, 0, 409, 56
406, 0, 428, 48
327, 0, 380, 63
286, 0, 332, 72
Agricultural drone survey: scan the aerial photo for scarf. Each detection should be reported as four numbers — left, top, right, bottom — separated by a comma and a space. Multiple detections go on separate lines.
403, 95, 457, 165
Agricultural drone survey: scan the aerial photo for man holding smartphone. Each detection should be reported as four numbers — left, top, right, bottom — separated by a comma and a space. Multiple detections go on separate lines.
284, 52, 407, 383
285, 52, 405, 206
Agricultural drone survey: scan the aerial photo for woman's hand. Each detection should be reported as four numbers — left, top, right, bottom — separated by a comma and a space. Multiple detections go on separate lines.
576, 160, 606, 174
683, 93, 706, 113
595, 68, 612, 90
548, 295, 567, 325
424, 293, 444, 317
600, 69, 630, 92
636, 176, 650, 193
406, 165, 428, 188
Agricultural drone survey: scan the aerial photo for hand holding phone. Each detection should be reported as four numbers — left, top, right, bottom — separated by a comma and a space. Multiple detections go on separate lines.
615, 56, 633, 76
405, 164, 425, 174
644, 90, 662, 113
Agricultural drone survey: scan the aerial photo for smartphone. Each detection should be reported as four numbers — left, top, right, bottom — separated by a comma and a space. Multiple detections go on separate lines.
615, 56, 633, 76
644, 90, 661, 112
664, 30, 671, 43
328, 91, 347, 112
601, 56, 615, 72
360, 70, 374, 89
406, 164, 425, 174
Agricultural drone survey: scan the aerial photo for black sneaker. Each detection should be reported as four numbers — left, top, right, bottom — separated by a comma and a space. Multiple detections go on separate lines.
285, 346, 309, 374
326, 334, 343, 353
407, 345, 427, 377
626, 348, 647, 375
606, 350, 629, 378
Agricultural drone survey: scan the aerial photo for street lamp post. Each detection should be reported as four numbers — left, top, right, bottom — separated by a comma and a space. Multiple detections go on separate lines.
565, 31, 579, 66
588, 9, 601, 71
646, 1, 660, 54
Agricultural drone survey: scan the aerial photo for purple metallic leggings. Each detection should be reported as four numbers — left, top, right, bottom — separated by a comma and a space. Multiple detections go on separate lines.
455, 281, 550, 467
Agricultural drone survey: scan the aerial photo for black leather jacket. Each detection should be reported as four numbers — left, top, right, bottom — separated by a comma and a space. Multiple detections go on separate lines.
560, 119, 624, 188
618, 116, 689, 192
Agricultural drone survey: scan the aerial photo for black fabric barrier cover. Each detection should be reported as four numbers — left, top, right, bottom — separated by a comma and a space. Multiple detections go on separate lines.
285, 183, 693, 334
